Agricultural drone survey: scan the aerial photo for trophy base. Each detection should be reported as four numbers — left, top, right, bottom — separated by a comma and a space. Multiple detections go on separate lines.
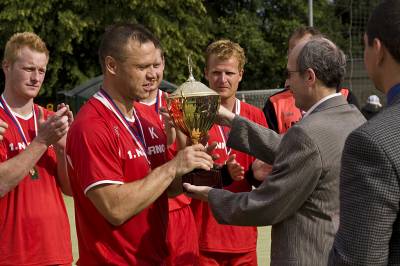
182, 168, 223, 190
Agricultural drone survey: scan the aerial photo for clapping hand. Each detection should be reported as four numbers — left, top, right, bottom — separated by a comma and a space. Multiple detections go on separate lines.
35, 104, 73, 147
54, 104, 74, 149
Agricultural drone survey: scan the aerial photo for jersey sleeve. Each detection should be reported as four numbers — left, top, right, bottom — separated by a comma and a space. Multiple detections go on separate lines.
67, 117, 124, 194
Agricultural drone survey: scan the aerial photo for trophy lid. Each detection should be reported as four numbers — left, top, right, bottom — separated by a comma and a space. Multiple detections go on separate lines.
168, 56, 219, 98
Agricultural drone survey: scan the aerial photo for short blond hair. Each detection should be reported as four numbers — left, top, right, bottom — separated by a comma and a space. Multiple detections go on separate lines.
3, 32, 49, 65
205, 39, 246, 71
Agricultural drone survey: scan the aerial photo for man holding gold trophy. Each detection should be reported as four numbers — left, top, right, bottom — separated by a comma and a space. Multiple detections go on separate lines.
66, 23, 214, 265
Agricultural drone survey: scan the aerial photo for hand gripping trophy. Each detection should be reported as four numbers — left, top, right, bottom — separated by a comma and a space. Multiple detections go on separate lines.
167, 56, 223, 188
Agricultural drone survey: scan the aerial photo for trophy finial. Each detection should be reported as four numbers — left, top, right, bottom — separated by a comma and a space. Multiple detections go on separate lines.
187, 55, 195, 81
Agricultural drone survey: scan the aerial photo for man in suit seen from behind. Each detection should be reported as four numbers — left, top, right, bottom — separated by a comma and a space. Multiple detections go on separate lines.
329, 0, 400, 264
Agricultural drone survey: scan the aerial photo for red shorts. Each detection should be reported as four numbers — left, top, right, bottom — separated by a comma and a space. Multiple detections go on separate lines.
199, 250, 257, 266
166, 205, 199, 266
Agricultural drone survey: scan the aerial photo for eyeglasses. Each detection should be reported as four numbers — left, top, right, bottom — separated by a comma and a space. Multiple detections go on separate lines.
284, 69, 301, 79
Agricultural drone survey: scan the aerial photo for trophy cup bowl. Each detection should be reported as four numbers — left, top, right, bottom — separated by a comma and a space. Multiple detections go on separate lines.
167, 90, 220, 145
167, 65, 223, 189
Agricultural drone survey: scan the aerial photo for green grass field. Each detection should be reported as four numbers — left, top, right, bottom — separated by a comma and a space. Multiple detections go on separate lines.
64, 196, 271, 265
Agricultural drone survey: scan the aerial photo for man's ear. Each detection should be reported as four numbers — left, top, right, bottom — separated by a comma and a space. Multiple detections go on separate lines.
238, 69, 244, 82
105, 56, 117, 75
305, 68, 316, 86
373, 38, 385, 66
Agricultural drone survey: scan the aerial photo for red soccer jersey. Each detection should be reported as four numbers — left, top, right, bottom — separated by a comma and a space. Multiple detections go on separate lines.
66, 93, 168, 265
0, 104, 72, 265
191, 100, 268, 253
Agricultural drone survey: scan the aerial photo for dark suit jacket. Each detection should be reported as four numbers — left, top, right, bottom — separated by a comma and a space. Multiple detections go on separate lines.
329, 93, 400, 265
208, 95, 366, 266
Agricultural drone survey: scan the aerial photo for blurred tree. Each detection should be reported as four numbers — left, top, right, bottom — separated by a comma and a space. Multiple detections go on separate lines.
0, 0, 97, 96
0, 0, 348, 97
0, 0, 211, 97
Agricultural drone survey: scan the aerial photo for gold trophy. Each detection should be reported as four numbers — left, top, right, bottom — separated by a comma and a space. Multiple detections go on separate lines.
167, 56, 223, 188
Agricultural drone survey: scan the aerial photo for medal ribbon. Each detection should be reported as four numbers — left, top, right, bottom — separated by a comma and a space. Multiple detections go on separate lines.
95, 89, 150, 165
217, 99, 240, 156
0, 94, 38, 179
132, 108, 147, 148
0, 94, 38, 146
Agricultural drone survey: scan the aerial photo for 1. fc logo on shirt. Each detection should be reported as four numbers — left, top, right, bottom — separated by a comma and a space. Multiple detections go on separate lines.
8, 141, 55, 154
9, 142, 27, 151
127, 149, 146, 159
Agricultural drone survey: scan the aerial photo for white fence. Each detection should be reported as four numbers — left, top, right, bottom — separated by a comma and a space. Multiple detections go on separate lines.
236, 89, 283, 109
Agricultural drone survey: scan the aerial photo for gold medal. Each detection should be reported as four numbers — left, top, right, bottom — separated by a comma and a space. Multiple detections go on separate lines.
30, 168, 39, 180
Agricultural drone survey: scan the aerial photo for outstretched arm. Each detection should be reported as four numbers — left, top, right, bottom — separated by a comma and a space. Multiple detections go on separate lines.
86, 144, 214, 226
227, 115, 282, 164
187, 126, 322, 226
